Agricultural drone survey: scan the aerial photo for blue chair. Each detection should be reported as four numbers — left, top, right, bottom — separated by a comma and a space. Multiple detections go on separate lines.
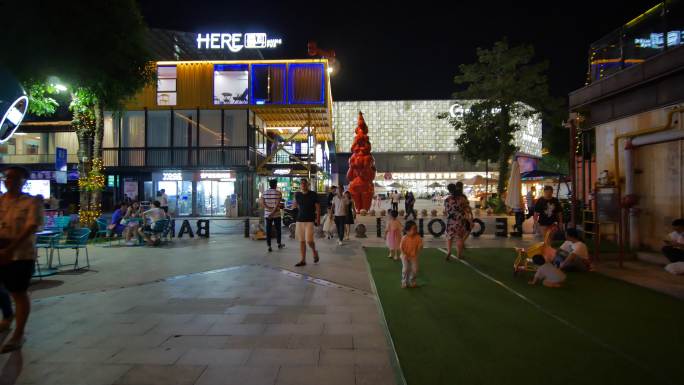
36, 232, 63, 268
95, 218, 110, 245
53, 228, 91, 270
143, 219, 170, 246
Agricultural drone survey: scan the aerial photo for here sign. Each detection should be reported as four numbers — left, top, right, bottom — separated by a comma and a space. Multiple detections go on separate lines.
197, 33, 282, 52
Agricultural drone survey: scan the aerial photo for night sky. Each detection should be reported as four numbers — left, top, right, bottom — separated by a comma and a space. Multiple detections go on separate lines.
143, 1, 651, 101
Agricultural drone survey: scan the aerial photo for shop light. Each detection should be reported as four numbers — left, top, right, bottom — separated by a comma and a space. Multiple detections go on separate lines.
274, 169, 291, 175
162, 172, 182, 181
200, 172, 235, 181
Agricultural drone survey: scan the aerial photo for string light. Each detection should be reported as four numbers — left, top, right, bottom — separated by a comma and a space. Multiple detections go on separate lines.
78, 157, 105, 224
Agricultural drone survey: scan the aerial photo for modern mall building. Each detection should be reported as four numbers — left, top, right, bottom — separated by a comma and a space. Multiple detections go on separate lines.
333, 100, 542, 195
0, 29, 335, 217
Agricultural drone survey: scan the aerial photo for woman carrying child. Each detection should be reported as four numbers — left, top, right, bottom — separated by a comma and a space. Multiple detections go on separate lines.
400, 221, 423, 288
385, 210, 402, 260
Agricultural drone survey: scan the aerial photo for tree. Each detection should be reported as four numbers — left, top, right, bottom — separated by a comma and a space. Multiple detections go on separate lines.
1, 0, 154, 223
440, 39, 554, 194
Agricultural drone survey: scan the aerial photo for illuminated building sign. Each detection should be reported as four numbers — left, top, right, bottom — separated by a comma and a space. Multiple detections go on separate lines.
162, 172, 183, 181
0, 69, 29, 144
197, 33, 283, 52
634, 31, 684, 49
199, 172, 236, 181
273, 169, 291, 175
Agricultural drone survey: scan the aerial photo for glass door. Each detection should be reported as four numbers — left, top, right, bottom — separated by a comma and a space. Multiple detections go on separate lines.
197, 180, 235, 216
158, 180, 192, 216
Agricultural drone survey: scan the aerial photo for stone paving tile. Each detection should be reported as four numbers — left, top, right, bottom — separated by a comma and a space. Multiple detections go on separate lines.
205, 323, 266, 336
224, 305, 278, 314
241, 313, 300, 324
194, 366, 280, 385
192, 314, 246, 324
323, 323, 385, 336
113, 364, 206, 385
106, 348, 185, 365
297, 313, 352, 324
263, 323, 324, 335
319, 349, 392, 367
160, 335, 231, 349
355, 364, 398, 385
146, 319, 215, 335
353, 334, 391, 350
41, 346, 122, 364
176, 348, 251, 366
288, 334, 354, 349
15, 363, 132, 385
276, 365, 356, 385
89, 334, 172, 349
245, 348, 319, 366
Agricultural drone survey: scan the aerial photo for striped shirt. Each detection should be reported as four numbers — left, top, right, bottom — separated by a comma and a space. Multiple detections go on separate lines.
262, 188, 282, 218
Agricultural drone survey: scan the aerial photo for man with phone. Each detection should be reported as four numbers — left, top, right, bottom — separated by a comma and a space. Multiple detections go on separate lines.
293, 178, 320, 267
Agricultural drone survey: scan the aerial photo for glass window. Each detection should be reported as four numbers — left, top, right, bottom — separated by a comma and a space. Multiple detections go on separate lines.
251, 64, 286, 104
199, 110, 222, 147
147, 110, 171, 147
104, 112, 120, 148
173, 110, 196, 147
213, 64, 249, 105
288, 63, 325, 104
224, 110, 247, 146
122, 111, 145, 147
157, 65, 177, 106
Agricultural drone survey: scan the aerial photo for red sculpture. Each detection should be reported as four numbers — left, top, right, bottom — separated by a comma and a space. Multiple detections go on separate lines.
346, 112, 376, 212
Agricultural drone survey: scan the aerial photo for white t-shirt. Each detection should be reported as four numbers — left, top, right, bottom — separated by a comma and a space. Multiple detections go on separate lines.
668, 231, 684, 245
332, 195, 349, 217
144, 207, 165, 224
534, 263, 566, 284
392, 193, 400, 203
0, 193, 44, 261
559, 240, 589, 260
160, 193, 169, 207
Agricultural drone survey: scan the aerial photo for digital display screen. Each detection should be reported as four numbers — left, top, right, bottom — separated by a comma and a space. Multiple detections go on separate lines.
1, 179, 51, 197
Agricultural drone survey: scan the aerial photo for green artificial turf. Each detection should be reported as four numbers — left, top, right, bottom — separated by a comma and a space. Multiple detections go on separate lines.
365, 247, 684, 385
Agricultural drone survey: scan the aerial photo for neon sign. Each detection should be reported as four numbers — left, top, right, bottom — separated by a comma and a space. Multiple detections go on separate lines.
200, 172, 235, 181
197, 33, 283, 52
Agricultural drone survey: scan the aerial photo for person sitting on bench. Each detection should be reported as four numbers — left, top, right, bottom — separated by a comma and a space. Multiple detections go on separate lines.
663, 218, 684, 263
138, 200, 166, 246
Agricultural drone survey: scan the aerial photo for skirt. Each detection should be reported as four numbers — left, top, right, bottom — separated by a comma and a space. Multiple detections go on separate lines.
386, 229, 401, 249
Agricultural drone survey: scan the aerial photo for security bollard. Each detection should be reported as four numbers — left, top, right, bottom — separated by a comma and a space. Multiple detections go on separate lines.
376, 217, 382, 238
244, 218, 250, 238
418, 218, 424, 237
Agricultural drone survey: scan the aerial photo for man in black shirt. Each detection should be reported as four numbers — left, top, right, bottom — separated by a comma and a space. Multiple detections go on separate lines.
326, 186, 337, 214
533, 185, 562, 239
293, 178, 320, 267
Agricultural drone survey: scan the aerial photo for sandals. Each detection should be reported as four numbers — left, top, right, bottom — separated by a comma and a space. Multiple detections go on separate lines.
295, 261, 306, 267
1, 338, 25, 354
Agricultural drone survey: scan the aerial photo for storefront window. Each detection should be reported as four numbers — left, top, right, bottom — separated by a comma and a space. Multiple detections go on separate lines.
173, 110, 196, 147
104, 112, 120, 148
288, 63, 325, 104
199, 110, 222, 147
157, 66, 177, 106
251, 64, 286, 104
213, 64, 248, 105
197, 180, 235, 216
122, 111, 145, 147
147, 110, 171, 147
224, 110, 247, 146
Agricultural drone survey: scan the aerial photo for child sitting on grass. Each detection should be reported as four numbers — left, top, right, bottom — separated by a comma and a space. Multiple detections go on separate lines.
385, 210, 403, 260
554, 228, 591, 271
400, 220, 423, 288
529, 255, 566, 288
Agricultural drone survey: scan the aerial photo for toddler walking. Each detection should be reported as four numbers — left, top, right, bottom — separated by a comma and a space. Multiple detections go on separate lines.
400, 221, 423, 288
385, 210, 402, 260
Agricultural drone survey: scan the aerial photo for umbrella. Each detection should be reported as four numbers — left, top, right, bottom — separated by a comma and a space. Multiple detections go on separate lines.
462, 175, 498, 186
388, 182, 403, 188
520, 170, 568, 181
427, 182, 444, 188
504, 159, 522, 210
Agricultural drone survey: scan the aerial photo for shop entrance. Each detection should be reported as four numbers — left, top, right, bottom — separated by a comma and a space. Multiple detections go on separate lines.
197, 180, 235, 216
157, 180, 193, 216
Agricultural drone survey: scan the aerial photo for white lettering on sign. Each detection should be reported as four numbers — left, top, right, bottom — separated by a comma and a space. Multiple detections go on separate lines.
200, 172, 235, 181
197, 33, 282, 52
273, 169, 291, 175
162, 172, 182, 181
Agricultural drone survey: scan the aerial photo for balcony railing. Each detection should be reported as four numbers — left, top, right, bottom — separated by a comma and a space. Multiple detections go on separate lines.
102, 147, 250, 168
0, 154, 79, 164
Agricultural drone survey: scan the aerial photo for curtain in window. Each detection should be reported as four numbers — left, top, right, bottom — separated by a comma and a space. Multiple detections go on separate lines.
147, 111, 171, 147
173, 110, 196, 147
103, 112, 120, 148
224, 110, 247, 146
289, 64, 324, 104
122, 111, 145, 147
54, 132, 78, 155
199, 110, 222, 147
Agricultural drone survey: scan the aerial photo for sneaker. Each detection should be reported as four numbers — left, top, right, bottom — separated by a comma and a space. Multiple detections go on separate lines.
295, 261, 306, 267
268, 247, 273, 252
387, 254, 393, 259
278, 244, 285, 249
401, 283, 407, 289
338, 241, 343, 246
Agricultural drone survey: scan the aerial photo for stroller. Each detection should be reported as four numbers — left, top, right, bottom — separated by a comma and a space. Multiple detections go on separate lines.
513, 224, 556, 276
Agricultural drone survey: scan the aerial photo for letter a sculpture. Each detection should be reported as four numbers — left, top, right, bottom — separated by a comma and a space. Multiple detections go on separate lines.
346, 111, 376, 212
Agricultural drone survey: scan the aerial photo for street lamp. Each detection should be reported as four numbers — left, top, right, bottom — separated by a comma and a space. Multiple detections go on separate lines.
0, 67, 29, 144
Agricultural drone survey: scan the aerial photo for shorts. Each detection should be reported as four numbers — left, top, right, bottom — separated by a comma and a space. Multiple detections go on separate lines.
295, 222, 315, 242
0, 260, 35, 293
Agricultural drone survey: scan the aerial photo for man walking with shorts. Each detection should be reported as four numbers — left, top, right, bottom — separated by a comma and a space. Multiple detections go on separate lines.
0, 166, 44, 352
293, 178, 320, 267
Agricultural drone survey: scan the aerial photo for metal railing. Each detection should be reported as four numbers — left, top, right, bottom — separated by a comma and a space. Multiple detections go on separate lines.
0, 154, 79, 164
102, 147, 250, 168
